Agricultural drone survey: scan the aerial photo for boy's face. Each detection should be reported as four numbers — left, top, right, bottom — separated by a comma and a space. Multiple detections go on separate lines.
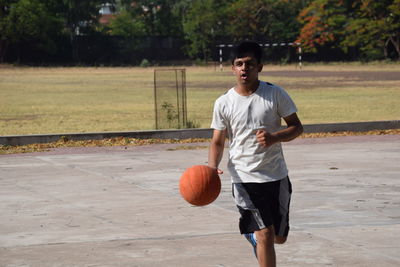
232, 53, 263, 86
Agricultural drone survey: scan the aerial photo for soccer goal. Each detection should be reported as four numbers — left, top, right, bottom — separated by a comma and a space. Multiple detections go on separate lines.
216, 42, 302, 71
154, 69, 187, 129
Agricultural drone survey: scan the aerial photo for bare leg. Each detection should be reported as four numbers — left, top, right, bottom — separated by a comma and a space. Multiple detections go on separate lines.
274, 235, 287, 244
254, 226, 276, 267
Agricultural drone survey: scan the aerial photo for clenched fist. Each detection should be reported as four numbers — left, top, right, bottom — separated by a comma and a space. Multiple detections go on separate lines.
256, 129, 279, 148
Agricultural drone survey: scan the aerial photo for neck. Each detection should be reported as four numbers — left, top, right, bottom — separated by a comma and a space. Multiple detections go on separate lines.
236, 80, 260, 96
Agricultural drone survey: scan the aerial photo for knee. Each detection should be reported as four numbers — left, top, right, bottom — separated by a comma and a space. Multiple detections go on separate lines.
274, 236, 287, 244
255, 227, 275, 246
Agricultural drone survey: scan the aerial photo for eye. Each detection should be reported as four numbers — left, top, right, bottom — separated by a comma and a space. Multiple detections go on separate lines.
235, 61, 243, 67
248, 61, 257, 67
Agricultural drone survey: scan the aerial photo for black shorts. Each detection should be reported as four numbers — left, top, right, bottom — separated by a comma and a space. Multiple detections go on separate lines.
232, 177, 292, 237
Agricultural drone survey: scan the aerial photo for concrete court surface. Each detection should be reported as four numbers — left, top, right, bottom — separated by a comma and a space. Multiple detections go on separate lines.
0, 134, 399, 267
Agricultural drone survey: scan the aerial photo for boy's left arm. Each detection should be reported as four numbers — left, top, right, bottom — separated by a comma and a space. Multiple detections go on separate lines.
256, 113, 303, 147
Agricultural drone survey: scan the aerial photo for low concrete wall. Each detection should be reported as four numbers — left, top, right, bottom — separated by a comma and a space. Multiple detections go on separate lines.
303, 120, 400, 133
0, 129, 213, 146
1, 120, 399, 146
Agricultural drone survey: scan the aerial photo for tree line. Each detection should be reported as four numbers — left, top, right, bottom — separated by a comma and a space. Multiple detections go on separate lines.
1, 0, 399, 64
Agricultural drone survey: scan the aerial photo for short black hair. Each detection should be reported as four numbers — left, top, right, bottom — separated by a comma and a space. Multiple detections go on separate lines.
231, 41, 263, 64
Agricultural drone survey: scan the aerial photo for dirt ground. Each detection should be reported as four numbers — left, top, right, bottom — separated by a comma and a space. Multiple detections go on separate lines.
265, 70, 400, 81
190, 69, 400, 90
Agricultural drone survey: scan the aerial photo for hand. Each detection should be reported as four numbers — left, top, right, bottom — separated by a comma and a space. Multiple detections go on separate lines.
256, 129, 278, 148
209, 166, 224, 174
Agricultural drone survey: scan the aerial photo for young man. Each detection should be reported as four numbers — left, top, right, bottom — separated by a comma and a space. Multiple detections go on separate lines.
208, 41, 303, 267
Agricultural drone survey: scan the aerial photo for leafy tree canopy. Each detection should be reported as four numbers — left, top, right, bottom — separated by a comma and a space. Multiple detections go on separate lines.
297, 0, 400, 59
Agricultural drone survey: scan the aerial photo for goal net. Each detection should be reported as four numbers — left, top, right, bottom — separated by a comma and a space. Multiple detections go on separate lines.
154, 69, 187, 129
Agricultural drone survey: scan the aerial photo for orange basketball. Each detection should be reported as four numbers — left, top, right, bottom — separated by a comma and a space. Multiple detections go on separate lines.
179, 165, 221, 206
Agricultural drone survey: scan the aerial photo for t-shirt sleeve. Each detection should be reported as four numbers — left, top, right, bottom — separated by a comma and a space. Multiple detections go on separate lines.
210, 99, 227, 130
276, 87, 298, 118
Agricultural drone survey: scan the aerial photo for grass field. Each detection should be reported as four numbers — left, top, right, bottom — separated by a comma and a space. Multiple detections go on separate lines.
1, 63, 399, 136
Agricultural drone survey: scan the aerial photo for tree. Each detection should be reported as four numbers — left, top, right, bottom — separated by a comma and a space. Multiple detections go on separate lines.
297, 0, 400, 60
182, 0, 227, 60
118, 0, 183, 36
0, 0, 62, 62
342, 0, 400, 59
296, 0, 349, 52
108, 11, 145, 37
0, 0, 110, 63
45, 0, 105, 35
388, 0, 400, 58
182, 0, 306, 61
44, 0, 106, 61
266, 0, 307, 42
0, 0, 17, 61
225, 0, 305, 42
106, 10, 146, 62
224, 0, 266, 40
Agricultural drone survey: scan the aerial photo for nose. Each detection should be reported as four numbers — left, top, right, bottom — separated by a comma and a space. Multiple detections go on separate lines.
241, 62, 250, 71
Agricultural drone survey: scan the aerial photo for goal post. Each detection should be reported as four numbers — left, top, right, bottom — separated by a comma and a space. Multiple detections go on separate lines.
154, 68, 187, 129
216, 42, 302, 70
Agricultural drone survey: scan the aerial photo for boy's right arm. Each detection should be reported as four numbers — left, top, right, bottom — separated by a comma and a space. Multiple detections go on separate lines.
208, 129, 227, 174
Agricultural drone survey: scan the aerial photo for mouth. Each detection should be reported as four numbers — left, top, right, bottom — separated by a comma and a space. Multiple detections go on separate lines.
240, 73, 248, 80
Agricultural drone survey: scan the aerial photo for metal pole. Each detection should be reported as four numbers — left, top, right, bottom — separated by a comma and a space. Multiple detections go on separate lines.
153, 70, 158, 129
219, 48, 223, 71
182, 69, 187, 127
217, 42, 302, 69
298, 46, 302, 69
175, 69, 180, 128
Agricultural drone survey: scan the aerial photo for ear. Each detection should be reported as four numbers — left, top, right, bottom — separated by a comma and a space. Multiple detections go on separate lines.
258, 63, 263, 72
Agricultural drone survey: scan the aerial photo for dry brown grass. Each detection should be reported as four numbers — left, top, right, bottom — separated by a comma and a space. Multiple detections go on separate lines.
1, 129, 398, 155
1, 64, 399, 135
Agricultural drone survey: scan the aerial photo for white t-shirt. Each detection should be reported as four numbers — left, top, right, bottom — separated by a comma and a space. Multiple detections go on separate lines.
211, 81, 297, 183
